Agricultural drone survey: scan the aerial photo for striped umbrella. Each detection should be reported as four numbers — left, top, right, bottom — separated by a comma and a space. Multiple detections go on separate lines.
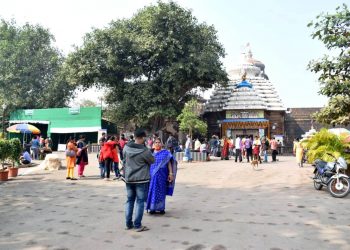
7, 123, 41, 134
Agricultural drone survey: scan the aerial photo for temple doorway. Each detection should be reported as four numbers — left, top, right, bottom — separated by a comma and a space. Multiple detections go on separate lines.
226, 129, 259, 139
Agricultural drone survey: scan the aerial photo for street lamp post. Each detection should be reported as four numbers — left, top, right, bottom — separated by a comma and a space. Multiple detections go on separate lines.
2, 103, 6, 139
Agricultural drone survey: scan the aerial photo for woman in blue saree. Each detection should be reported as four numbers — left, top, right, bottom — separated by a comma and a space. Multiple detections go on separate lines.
146, 138, 177, 214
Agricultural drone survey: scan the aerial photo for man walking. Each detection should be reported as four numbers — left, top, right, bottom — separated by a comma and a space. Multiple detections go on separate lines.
235, 135, 242, 162
123, 129, 154, 232
185, 135, 193, 162
270, 137, 278, 162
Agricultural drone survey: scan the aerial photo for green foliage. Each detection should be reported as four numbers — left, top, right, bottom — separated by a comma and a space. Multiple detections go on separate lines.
312, 95, 350, 125
177, 99, 207, 137
303, 128, 350, 163
8, 138, 21, 166
0, 139, 14, 169
0, 19, 75, 112
308, 4, 350, 125
65, 1, 228, 128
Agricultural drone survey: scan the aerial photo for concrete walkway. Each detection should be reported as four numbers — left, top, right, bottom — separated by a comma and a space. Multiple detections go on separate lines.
0, 153, 349, 250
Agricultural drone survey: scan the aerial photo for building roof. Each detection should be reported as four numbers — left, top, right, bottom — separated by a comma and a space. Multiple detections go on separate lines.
9, 107, 102, 134
204, 45, 285, 113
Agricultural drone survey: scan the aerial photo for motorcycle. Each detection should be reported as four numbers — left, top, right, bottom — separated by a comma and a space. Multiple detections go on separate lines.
313, 153, 350, 198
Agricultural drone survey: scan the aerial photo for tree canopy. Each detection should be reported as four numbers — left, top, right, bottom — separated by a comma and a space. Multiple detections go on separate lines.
0, 19, 74, 112
65, 1, 228, 129
308, 4, 350, 125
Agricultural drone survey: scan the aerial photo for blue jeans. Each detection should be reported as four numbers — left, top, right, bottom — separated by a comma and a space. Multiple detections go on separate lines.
263, 150, 268, 162
31, 147, 39, 160
185, 148, 192, 161
113, 162, 120, 177
125, 183, 149, 229
99, 162, 105, 178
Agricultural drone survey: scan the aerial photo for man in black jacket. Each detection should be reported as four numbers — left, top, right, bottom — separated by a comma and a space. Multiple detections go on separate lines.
123, 128, 154, 232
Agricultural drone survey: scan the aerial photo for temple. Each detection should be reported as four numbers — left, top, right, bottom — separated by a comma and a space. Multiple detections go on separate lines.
203, 44, 286, 140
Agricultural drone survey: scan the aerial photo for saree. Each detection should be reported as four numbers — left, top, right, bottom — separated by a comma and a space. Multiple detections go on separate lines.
146, 149, 177, 212
221, 139, 229, 159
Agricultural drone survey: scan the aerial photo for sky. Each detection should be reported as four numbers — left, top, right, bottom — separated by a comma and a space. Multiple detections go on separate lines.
0, 0, 347, 108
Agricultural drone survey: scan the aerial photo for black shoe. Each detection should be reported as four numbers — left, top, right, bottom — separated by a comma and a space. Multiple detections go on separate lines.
159, 210, 165, 215
71, 178, 78, 180
149, 210, 156, 215
66, 177, 71, 180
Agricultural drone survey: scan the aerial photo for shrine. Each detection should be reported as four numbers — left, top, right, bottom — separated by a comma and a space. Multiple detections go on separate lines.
203, 44, 286, 140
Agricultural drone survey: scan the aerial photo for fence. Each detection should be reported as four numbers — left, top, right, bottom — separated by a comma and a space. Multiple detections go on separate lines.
175, 151, 207, 162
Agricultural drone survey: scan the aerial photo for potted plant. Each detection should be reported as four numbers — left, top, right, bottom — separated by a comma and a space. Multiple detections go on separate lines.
7, 138, 22, 178
0, 140, 9, 181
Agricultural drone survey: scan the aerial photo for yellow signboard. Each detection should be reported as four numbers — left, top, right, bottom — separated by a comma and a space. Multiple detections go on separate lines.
226, 110, 264, 119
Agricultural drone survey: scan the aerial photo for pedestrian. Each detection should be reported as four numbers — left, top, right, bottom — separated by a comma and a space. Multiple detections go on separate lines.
146, 138, 177, 214
293, 138, 304, 167
97, 134, 106, 178
200, 139, 209, 161
99, 132, 107, 145
228, 137, 234, 157
30, 135, 40, 160
101, 136, 119, 180
65, 137, 78, 180
209, 135, 219, 157
76, 135, 89, 178
252, 136, 261, 163
119, 134, 128, 160
235, 135, 242, 162
147, 136, 153, 149
185, 135, 192, 162
270, 137, 278, 162
221, 136, 230, 160
123, 128, 154, 232
261, 137, 269, 162
245, 136, 253, 163
194, 138, 201, 151
166, 134, 179, 155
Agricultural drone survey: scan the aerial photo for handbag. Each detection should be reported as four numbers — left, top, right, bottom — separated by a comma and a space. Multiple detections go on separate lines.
66, 149, 76, 157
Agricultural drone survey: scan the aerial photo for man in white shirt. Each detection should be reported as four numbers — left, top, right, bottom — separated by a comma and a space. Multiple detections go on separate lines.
235, 135, 242, 162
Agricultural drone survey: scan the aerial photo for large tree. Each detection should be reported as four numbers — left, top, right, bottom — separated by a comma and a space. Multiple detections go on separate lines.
308, 4, 350, 125
0, 19, 74, 112
65, 1, 228, 130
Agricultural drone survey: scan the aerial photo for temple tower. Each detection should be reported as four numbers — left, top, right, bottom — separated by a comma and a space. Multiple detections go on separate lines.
203, 44, 286, 140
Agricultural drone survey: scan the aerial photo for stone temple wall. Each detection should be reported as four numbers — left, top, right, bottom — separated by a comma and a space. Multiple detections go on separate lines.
284, 107, 323, 149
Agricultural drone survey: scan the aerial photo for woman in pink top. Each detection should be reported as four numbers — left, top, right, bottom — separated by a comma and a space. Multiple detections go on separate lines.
270, 137, 278, 162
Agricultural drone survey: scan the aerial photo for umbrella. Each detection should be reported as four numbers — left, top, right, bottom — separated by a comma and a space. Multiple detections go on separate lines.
7, 124, 41, 134
7, 124, 41, 147
328, 128, 350, 137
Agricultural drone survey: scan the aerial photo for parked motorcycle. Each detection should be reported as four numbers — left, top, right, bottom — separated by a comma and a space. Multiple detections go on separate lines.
313, 154, 350, 198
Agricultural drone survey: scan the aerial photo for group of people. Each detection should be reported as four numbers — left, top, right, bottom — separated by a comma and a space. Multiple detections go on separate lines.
65, 135, 89, 180
189, 135, 282, 163
122, 129, 177, 232
64, 130, 178, 232
27, 135, 53, 160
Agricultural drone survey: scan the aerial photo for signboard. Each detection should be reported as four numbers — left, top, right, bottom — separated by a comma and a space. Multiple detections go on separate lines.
226, 110, 264, 119
69, 107, 80, 115
24, 109, 34, 116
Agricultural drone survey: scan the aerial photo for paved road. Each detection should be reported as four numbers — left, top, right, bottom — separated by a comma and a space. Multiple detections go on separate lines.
0, 154, 349, 250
